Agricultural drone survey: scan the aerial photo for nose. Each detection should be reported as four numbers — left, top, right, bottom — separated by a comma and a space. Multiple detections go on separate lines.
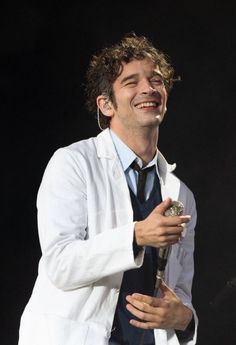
140, 79, 157, 94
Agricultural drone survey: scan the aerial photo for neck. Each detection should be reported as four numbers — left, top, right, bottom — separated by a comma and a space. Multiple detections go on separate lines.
111, 127, 159, 166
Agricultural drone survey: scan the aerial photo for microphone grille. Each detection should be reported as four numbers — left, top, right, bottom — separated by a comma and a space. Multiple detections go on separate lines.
164, 200, 184, 217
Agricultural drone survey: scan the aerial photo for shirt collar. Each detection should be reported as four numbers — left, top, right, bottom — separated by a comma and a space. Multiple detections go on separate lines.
109, 129, 159, 173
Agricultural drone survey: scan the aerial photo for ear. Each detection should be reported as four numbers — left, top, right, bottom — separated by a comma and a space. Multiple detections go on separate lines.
96, 95, 114, 117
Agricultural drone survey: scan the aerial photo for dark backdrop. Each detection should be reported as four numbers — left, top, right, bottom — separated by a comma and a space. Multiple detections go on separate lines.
1, 1, 236, 344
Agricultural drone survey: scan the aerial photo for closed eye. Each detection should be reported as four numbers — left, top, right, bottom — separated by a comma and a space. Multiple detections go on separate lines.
150, 78, 164, 85
124, 81, 137, 87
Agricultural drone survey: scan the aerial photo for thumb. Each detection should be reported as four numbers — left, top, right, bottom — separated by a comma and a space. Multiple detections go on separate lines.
160, 281, 177, 298
153, 198, 173, 216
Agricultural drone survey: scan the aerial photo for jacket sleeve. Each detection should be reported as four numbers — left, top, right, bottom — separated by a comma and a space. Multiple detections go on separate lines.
37, 148, 144, 291
173, 189, 198, 344
174, 191, 197, 302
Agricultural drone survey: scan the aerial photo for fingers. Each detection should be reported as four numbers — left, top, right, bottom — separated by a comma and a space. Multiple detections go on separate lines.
126, 296, 159, 329
153, 199, 191, 226
126, 294, 166, 330
154, 222, 185, 247
129, 318, 158, 330
127, 293, 159, 307
163, 215, 191, 226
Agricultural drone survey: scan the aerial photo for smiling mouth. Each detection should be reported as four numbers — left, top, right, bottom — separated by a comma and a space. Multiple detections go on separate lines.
135, 101, 160, 109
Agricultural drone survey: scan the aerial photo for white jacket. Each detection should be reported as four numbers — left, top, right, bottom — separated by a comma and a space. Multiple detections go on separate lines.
18, 129, 198, 345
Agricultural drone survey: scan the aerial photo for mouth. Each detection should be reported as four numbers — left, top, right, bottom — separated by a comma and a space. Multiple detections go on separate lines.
135, 101, 160, 109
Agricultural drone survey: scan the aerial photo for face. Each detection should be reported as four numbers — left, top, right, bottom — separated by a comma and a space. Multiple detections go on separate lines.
109, 57, 168, 134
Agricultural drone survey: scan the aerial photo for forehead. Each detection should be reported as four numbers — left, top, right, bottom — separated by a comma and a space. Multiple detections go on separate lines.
116, 57, 162, 81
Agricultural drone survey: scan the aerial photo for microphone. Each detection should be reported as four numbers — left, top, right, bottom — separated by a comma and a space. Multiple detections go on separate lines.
154, 200, 184, 295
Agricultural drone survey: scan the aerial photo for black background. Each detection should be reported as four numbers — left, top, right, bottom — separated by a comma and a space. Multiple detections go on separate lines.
1, 1, 236, 344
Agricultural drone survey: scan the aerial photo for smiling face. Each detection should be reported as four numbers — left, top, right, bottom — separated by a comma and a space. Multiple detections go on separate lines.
107, 58, 168, 137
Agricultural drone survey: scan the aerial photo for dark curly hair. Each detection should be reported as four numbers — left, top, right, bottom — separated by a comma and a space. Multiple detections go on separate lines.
85, 32, 174, 129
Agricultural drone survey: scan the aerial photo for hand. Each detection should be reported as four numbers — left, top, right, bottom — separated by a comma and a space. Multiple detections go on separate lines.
126, 282, 193, 330
134, 198, 191, 248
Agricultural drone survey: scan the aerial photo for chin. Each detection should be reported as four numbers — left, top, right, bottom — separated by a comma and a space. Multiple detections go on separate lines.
155, 114, 164, 124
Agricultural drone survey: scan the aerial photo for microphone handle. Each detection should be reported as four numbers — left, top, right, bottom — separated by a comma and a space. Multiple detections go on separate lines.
154, 247, 171, 294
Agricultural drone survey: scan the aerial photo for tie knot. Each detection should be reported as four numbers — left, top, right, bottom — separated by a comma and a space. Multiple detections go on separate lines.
131, 161, 141, 172
131, 161, 154, 174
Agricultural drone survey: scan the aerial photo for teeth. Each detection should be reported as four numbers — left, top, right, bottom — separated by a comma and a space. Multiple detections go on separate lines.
136, 102, 158, 109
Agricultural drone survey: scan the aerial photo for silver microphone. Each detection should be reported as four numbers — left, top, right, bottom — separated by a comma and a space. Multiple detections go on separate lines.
154, 200, 184, 295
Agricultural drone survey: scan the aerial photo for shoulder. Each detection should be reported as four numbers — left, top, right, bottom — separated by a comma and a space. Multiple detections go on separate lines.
38, 136, 98, 185
49, 135, 98, 165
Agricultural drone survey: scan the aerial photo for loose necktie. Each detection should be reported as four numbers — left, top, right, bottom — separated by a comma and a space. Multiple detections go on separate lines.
130, 161, 154, 203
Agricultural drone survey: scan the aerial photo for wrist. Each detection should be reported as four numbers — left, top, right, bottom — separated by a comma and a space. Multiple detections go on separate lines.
175, 307, 195, 342
133, 232, 143, 257
134, 221, 144, 247
177, 306, 193, 331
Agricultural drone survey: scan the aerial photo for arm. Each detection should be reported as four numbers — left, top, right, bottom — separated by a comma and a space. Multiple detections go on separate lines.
37, 148, 144, 290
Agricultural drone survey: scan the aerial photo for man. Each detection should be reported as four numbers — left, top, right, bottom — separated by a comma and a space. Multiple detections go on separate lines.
18, 33, 198, 345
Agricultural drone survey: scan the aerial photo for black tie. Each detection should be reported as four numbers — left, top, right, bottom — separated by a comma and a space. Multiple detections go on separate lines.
131, 161, 155, 203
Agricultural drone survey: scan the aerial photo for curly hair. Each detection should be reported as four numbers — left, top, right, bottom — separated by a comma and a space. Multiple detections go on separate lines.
85, 32, 174, 129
